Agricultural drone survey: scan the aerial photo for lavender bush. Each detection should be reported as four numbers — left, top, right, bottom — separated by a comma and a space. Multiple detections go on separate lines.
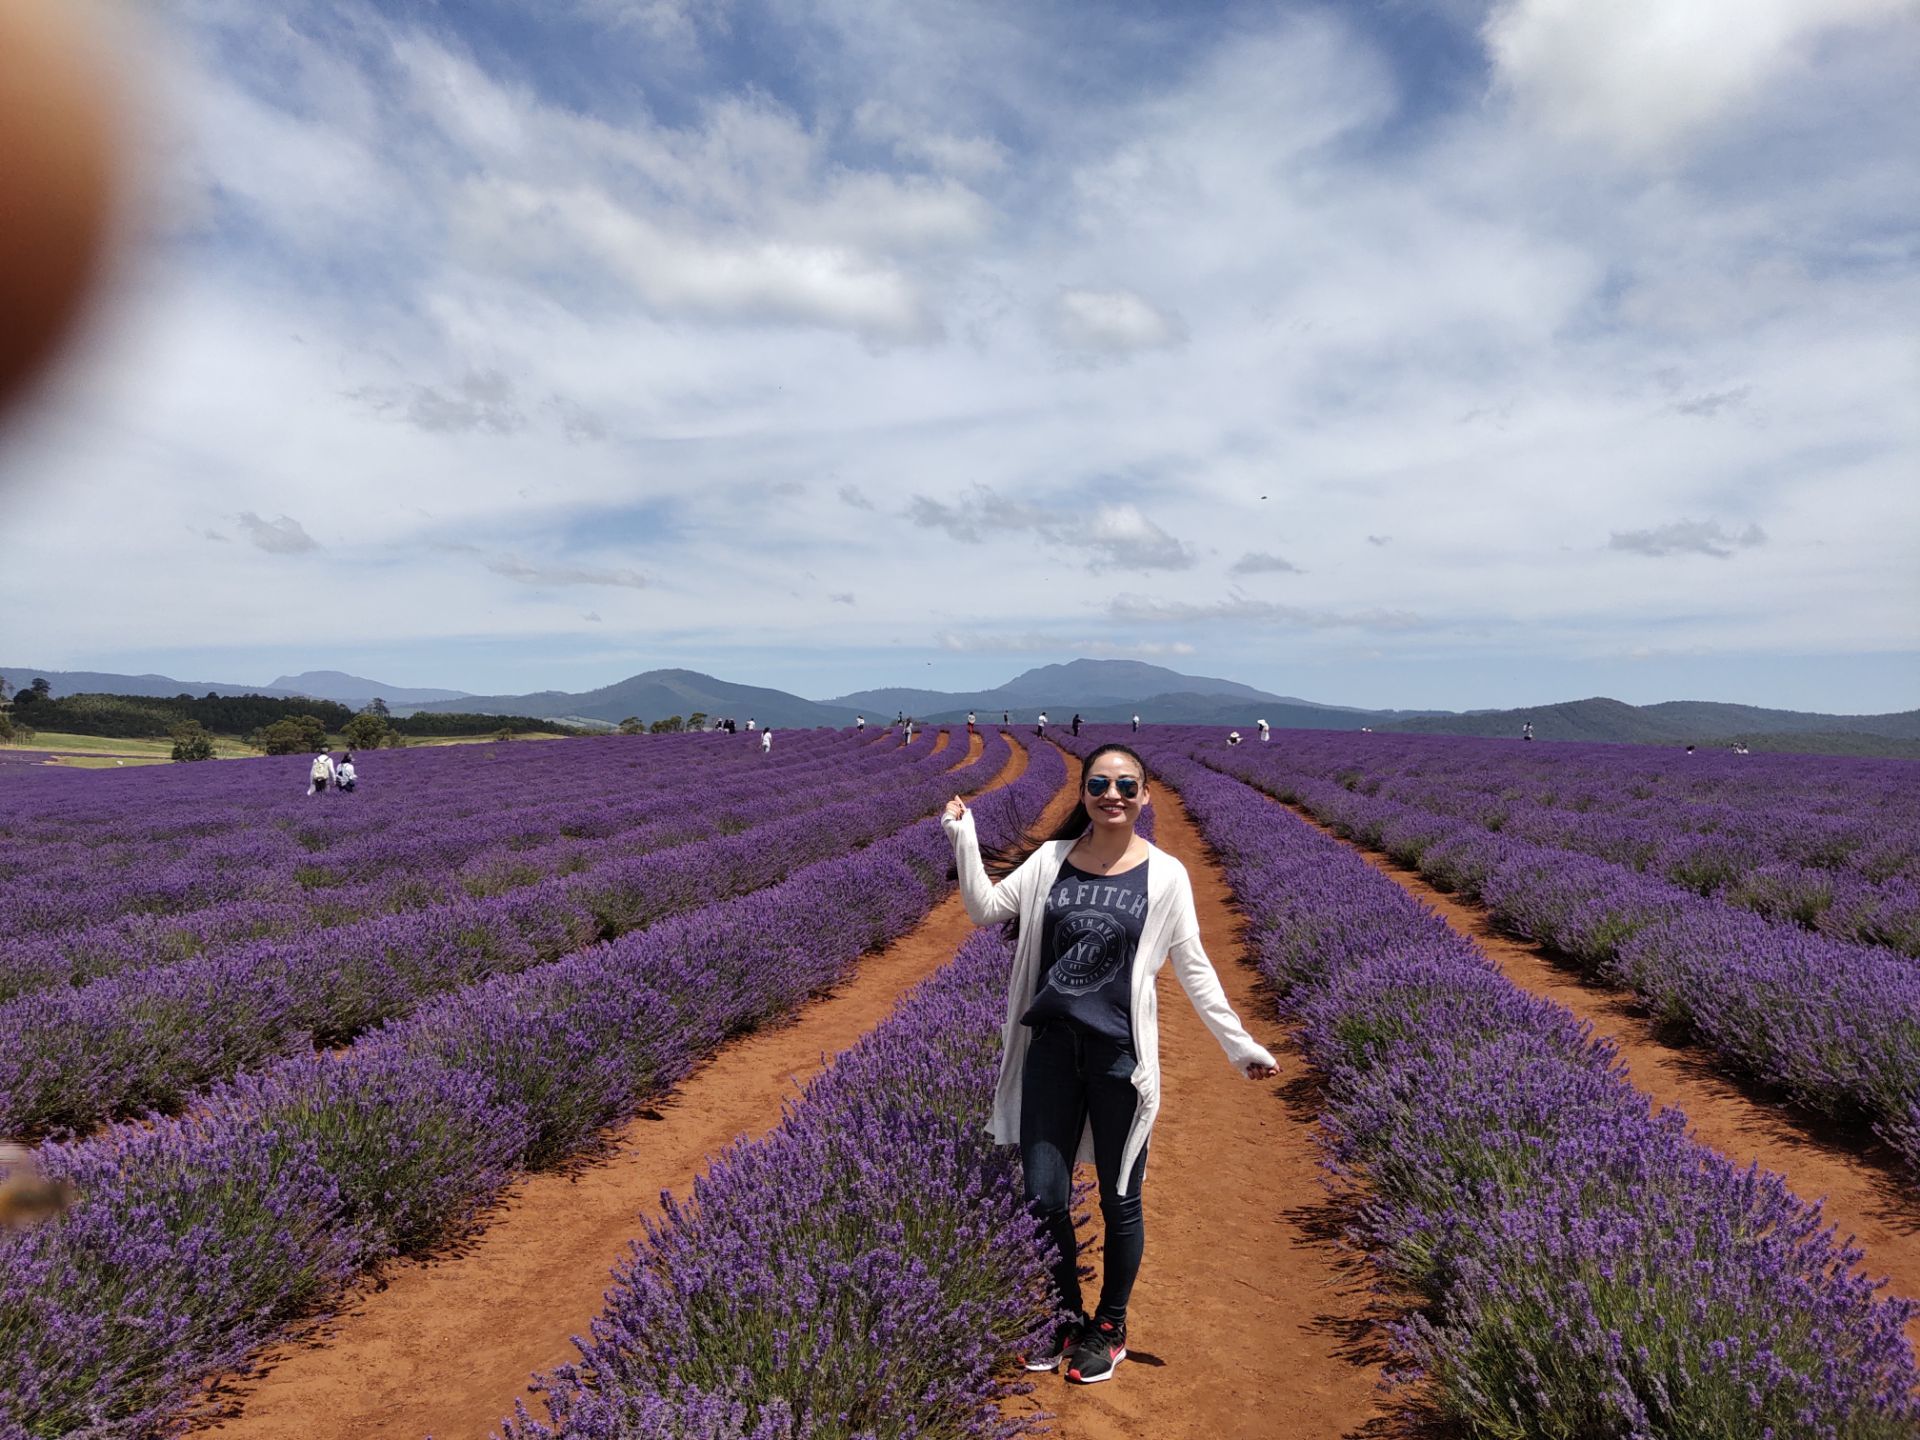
499, 931, 1053, 1440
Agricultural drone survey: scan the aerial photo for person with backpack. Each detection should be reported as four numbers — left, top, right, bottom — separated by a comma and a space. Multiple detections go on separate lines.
308, 750, 334, 795
942, 744, 1277, 1385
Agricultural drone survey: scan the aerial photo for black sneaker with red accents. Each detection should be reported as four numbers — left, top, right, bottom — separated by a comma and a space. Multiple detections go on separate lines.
1021, 1315, 1085, 1372
1066, 1317, 1126, 1383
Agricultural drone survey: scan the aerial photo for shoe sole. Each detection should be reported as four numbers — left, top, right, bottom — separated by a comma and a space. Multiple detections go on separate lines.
1022, 1357, 1063, 1372
1067, 1349, 1126, 1384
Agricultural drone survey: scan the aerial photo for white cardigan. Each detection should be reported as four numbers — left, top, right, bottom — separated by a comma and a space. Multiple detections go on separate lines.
942, 808, 1277, 1196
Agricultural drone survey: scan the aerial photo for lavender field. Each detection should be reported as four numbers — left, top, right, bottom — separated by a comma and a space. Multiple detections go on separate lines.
0, 727, 1068, 1439
1196, 731, 1920, 1175
6, 724, 1919, 1439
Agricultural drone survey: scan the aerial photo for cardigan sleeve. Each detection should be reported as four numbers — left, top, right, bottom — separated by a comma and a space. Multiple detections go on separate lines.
942, 807, 1025, 925
1165, 872, 1277, 1074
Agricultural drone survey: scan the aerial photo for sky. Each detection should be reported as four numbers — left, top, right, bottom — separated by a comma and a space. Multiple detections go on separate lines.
2, 0, 1917, 713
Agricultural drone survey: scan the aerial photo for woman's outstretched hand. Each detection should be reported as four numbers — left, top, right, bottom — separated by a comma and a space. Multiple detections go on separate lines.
1243, 1061, 1278, 1081
943, 795, 967, 822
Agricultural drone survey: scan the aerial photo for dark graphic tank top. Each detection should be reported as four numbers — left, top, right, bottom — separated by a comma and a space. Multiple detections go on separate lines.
1021, 858, 1148, 1051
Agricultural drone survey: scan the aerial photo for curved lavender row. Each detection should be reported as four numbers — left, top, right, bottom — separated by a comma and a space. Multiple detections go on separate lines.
0, 729, 851, 906
1130, 736, 1920, 1435
1201, 741, 1920, 1174
0, 731, 885, 952
0, 731, 1004, 1140
0, 732, 930, 1002
498, 928, 1052, 1440
0, 742, 1067, 1439
1207, 730, 1920, 955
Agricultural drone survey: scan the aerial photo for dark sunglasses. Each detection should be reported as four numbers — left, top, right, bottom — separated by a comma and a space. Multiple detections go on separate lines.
1085, 774, 1141, 799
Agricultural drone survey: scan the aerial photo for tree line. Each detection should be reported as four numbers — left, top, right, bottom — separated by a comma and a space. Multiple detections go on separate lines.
0, 681, 585, 757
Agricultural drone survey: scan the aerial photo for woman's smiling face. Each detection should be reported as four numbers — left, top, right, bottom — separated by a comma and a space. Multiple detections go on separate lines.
1083, 750, 1148, 834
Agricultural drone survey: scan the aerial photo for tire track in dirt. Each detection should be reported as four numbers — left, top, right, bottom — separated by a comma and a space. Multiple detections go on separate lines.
1005, 769, 1394, 1440
201, 727, 1055, 1440
1272, 795, 1920, 1356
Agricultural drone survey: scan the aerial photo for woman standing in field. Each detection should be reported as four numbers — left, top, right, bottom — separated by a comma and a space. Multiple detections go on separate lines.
942, 744, 1277, 1385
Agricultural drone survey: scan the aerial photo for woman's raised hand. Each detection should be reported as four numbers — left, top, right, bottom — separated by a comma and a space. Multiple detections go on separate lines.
944, 795, 967, 822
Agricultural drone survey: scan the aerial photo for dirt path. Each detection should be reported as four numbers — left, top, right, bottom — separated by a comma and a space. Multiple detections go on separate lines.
1275, 798, 1920, 1353
203, 727, 1038, 1440
1004, 772, 1394, 1440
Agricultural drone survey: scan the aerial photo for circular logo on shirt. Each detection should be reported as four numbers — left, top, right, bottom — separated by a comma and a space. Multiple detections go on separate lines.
1048, 910, 1127, 993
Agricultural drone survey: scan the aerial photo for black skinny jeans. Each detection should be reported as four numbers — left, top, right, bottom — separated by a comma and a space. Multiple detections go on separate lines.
1020, 1020, 1147, 1326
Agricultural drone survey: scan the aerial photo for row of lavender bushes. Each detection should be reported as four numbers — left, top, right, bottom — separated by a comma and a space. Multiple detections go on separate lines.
1123, 732, 1920, 1437
498, 929, 1054, 1440
0, 743, 1066, 1439
0, 730, 905, 997
1208, 743, 1920, 1175
0, 729, 866, 937
0, 731, 1002, 1139
1233, 731, 1920, 954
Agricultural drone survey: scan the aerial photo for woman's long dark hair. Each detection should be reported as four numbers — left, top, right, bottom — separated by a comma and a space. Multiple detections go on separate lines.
979, 742, 1149, 881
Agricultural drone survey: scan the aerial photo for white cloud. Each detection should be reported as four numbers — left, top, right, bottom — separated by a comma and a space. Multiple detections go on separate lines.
908, 488, 1194, 570
1484, 0, 1918, 157
1049, 287, 1185, 355
853, 100, 1007, 177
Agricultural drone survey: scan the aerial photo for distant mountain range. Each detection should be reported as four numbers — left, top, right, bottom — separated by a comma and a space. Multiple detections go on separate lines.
824, 658, 1448, 730
1385, 696, 1920, 751
406, 668, 852, 729
267, 671, 471, 707
0, 667, 469, 708
7, 660, 1917, 754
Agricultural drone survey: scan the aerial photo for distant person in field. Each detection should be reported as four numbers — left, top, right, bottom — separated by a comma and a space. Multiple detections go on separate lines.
905, 718, 916, 744
1003, 710, 1010, 725
1521, 721, 1534, 742
1037, 711, 1048, 736
1071, 713, 1082, 737
761, 728, 772, 755
746, 717, 756, 732
856, 715, 866, 732
943, 745, 1277, 1385
1131, 714, 1139, 733
335, 753, 357, 792
307, 751, 334, 795
1225, 730, 1242, 746
968, 710, 976, 737
1256, 718, 1269, 743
